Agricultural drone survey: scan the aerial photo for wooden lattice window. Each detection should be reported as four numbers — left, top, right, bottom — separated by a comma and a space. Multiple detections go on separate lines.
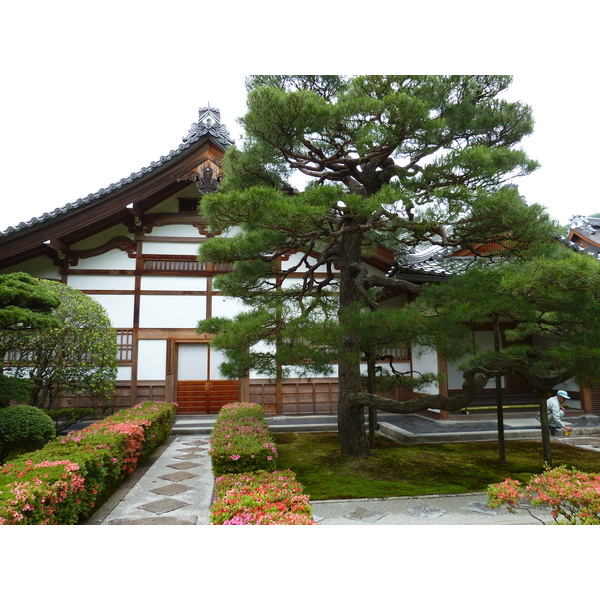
142, 256, 233, 274
374, 346, 412, 361
116, 329, 134, 365
178, 198, 199, 213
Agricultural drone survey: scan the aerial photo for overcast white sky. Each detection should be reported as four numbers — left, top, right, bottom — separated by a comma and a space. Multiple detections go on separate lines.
1, 1, 598, 237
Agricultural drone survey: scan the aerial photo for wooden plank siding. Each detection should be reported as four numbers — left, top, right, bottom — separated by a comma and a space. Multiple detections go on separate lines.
592, 385, 600, 414
176, 380, 239, 414
249, 378, 339, 415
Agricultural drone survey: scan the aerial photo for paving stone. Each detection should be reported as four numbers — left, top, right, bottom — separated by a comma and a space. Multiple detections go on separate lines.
406, 505, 446, 519
159, 471, 197, 482
174, 452, 203, 460
138, 498, 189, 514
346, 506, 384, 523
150, 483, 192, 496
465, 501, 498, 515
108, 515, 198, 525
167, 461, 200, 470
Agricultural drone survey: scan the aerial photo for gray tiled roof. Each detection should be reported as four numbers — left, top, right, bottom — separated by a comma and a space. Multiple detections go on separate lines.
0, 107, 234, 239
387, 245, 474, 279
557, 234, 600, 258
388, 232, 600, 281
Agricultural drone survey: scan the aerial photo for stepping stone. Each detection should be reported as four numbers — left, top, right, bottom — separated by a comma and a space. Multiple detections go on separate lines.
167, 461, 200, 470
347, 506, 384, 523
465, 501, 498, 515
138, 498, 189, 514
174, 452, 203, 460
108, 515, 198, 525
150, 483, 192, 496
407, 505, 446, 519
159, 471, 197, 482
183, 440, 209, 447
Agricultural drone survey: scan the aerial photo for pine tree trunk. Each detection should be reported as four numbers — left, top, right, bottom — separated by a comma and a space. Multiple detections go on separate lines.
337, 225, 371, 457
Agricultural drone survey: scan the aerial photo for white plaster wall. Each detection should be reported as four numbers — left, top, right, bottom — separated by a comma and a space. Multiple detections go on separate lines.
117, 366, 132, 381
139, 295, 206, 328
137, 340, 166, 380
75, 249, 136, 270
446, 331, 501, 390
141, 275, 206, 292
70, 225, 131, 249
88, 294, 134, 327
249, 340, 275, 379
67, 275, 136, 291
280, 252, 339, 273
210, 347, 228, 379
1, 259, 60, 279
411, 346, 441, 394
142, 241, 200, 255
146, 196, 180, 213
360, 361, 411, 375
145, 224, 201, 237
211, 296, 249, 319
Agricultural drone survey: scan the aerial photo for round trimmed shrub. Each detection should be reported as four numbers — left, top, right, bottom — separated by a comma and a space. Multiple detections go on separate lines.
0, 405, 56, 464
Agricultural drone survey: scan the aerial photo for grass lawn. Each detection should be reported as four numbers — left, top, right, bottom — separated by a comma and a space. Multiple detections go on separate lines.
273, 432, 600, 500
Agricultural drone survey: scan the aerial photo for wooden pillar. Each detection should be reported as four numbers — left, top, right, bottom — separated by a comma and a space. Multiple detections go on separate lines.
580, 385, 593, 414
437, 350, 450, 420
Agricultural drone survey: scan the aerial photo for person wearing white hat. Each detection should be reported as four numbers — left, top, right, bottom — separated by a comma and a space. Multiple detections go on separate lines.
545, 390, 574, 436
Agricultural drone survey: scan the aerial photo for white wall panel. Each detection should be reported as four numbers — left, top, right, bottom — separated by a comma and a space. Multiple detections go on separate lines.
281, 252, 338, 273
210, 347, 228, 379
68, 275, 136, 291
412, 346, 441, 394
178, 344, 208, 380
139, 295, 206, 328
1, 259, 60, 279
137, 340, 166, 380
76, 249, 136, 270
446, 331, 500, 390
117, 366, 132, 381
141, 275, 206, 292
211, 296, 248, 319
141, 241, 201, 255
89, 295, 134, 327
145, 224, 200, 237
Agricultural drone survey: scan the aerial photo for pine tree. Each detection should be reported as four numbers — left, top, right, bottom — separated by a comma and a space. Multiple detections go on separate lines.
198, 75, 555, 457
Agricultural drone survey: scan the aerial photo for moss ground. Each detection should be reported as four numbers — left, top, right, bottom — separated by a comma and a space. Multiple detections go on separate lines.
273, 432, 600, 500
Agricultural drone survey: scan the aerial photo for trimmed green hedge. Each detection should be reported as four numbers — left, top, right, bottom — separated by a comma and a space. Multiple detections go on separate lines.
0, 401, 176, 524
208, 403, 278, 476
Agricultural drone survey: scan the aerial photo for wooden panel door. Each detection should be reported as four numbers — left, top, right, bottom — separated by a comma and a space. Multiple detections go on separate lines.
176, 344, 238, 414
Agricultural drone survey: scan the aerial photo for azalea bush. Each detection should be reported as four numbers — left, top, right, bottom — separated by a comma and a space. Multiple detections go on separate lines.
0, 401, 176, 524
488, 465, 600, 525
209, 403, 278, 476
0, 459, 86, 524
210, 470, 317, 525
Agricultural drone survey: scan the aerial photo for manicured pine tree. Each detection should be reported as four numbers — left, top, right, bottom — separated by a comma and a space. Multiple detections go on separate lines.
198, 75, 556, 457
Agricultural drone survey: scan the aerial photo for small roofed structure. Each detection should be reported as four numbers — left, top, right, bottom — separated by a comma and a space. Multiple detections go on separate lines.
566, 215, 600, 256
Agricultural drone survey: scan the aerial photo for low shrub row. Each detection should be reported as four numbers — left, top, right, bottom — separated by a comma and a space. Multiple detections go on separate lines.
209, 403, 317, 525
211, 470, 317, 525
209, 402, 278, 476
0, 401, 176, 524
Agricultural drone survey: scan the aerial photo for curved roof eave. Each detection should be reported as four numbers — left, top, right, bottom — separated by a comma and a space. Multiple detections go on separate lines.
0, 107, 235, 240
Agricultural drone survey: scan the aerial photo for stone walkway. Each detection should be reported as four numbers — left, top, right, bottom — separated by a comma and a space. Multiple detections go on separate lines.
88, 435, 213, 525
